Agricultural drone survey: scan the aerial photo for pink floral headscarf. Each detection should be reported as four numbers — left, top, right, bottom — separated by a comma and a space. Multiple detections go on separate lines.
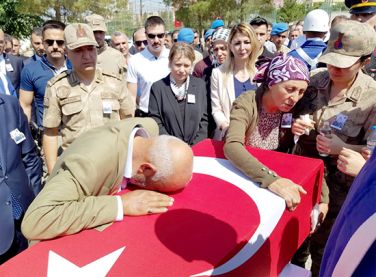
254, 54, 310, 87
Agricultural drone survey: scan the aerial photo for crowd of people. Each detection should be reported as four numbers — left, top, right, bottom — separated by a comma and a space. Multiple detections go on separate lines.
0, 0, 375, 275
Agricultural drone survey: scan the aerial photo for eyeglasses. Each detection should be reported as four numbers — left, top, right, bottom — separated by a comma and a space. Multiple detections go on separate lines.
146, 33, 165, 39
44, 39, 65, 46
135, 40, 148, 47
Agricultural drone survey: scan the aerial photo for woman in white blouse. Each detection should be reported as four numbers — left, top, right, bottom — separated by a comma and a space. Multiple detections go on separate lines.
211, 23, 262, 140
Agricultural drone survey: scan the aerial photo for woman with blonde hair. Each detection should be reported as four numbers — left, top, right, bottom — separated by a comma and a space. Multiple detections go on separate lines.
211, 23, 262, 140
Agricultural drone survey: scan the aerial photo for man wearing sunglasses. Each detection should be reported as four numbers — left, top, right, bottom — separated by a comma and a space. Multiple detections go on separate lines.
19, 20, 72, 132
127, 16, 170, 117
42, 23, 134, 174
86, 14, 126, 78
129, 28, 148, 55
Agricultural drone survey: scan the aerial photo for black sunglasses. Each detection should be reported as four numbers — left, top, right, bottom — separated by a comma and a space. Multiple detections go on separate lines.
146, 33, 165, 39
135, 40, 148, 47
44, 39, 65, 46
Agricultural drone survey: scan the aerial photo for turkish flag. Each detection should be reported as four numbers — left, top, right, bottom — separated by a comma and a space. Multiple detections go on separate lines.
0, 139, 323, 276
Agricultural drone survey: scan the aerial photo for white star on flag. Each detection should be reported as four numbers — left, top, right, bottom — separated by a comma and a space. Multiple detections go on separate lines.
47, 246, 125, 277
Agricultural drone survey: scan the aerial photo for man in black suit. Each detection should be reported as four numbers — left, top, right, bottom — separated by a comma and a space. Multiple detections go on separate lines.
0, 29, 23, 93
0, 94, 42, 264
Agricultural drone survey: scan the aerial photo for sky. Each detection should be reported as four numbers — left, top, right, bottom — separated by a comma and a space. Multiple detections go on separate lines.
128, 0, 171, 13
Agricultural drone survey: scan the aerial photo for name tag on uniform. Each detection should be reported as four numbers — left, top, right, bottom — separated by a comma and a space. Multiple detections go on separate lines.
5, 63, 14, 72
10, 128, 26, 144
103, 101, 112, 114
187, 94, 195, 104
281, 113, 293, 128
331, 113, 348, 130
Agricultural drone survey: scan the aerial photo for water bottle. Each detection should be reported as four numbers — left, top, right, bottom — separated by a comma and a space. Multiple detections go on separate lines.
367, 125, 376, 154
318, 121, 332, 157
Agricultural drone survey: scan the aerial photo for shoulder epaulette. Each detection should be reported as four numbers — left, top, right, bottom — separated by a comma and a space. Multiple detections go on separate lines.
48, 71, 68, 85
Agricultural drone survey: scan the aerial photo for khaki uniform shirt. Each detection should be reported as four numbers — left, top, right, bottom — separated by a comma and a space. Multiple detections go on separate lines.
310, 70, 376, 146
295, 70, 376, 204
97, 44, 127, 78
43, 69, 135, 150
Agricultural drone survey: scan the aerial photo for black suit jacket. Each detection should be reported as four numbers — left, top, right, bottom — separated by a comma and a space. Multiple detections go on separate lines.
3, 53, 23, 93
0, 95, 42, 255
149, 74, 209, 146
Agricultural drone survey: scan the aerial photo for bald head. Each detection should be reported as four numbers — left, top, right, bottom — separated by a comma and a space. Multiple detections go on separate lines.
132, 135, 193, 193
147, 135, 193, 192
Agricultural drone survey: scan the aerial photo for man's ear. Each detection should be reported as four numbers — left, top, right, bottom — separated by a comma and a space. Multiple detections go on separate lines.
137, 163, 157, 178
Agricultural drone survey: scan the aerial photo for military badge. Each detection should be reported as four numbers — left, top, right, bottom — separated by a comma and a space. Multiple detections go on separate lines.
334, 33, 344, 49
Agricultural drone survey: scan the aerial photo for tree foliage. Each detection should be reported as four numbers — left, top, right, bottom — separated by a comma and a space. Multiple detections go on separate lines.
0, 0, 43, 38
166, 0, 277, 32
276, 0, 306, 23
17, 0, 127, 23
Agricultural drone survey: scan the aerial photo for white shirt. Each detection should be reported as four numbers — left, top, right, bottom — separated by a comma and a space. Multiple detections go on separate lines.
127, 46, 170, 113
264, 40, 277, 54
115, 127, 150, 221
123, 127, 150, 178
0, 55, 6, 75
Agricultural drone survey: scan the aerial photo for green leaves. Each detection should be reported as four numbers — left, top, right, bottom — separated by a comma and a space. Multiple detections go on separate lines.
0, 0, 43, 38
277, 0, 307, 22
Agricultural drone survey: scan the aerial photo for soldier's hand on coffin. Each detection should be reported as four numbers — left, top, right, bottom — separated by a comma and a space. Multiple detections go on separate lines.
268, 178, 307, 211
121, 190, 174, 216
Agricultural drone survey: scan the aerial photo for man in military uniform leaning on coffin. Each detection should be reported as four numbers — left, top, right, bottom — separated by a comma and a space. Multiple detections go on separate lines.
42, 23, 134, 175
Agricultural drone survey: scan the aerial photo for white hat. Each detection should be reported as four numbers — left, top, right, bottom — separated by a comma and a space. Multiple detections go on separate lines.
303, 9, 329, 32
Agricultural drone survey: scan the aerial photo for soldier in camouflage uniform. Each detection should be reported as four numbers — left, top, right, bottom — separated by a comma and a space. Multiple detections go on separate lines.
291, 21, 376, 276
42, 23, 134, 174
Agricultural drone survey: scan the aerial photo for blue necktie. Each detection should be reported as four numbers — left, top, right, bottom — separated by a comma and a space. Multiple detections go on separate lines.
10, 192, 23, 220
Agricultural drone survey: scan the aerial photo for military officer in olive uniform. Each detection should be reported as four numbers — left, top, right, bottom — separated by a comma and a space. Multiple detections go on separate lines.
42, 23, 134, 174
85, 14, 127, 77
345, 0, 376, 80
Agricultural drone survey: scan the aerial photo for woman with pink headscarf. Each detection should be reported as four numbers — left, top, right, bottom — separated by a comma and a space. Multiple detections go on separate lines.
224, 54, 318, 211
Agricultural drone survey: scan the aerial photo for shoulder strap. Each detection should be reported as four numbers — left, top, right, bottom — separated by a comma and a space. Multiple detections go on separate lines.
296, 47, 321, 70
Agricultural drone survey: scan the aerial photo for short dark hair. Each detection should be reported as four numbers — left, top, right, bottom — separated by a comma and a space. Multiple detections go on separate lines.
144, 16, 165, 30
4, 34, 13, 45
31, 27, 43, 37
250, 16, 268, 28
42, 20, 66, 38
